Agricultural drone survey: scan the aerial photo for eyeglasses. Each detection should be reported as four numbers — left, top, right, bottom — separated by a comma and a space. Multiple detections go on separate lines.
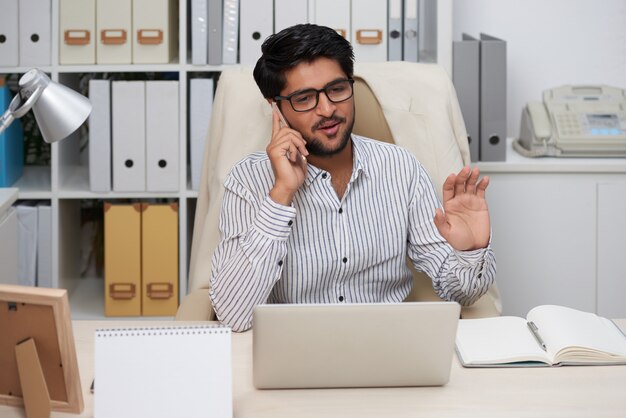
274, 79, 355, 112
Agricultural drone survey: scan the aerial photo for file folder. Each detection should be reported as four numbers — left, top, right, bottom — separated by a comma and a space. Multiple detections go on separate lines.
104, 203, 142, 317
189, 78, 213, 191
145, 81, 179, 192
479, 33, 507, 161
388, 0, 403, 61
222, 0, 239, 65
0, 85, 24, 188
141, 203, 179, 316
0, 206, 18, 285
18, 0, 52, 66
16, 204, 38, 288
96, 0, 132, 64
112, 81, 146, 192
453, 34, 480, 162
207, 0, 223, 65
352, 0, 388, 62
275, 0, 308, 33
239, 0, 273, 65
403, 0, 418, 62
88, 79, 112, 192
132, 0, 178, 64
0, 0, 19, 67
36, 204, 52, 288
59, 0, 96, 65
311, 0, 350, 42
190, 0, 208, 65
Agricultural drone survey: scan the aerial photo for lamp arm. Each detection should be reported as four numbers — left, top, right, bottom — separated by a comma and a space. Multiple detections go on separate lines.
0, 110, 15, 136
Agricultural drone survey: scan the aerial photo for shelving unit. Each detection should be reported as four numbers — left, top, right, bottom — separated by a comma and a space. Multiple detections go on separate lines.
1, 0, 453, 319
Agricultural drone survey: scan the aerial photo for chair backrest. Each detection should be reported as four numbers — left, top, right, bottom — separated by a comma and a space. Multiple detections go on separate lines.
188, 62, 471, 299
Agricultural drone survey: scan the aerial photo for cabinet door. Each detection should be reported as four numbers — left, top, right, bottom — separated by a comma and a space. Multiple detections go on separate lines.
487, 174, 596, 316
597, 182, 626, 318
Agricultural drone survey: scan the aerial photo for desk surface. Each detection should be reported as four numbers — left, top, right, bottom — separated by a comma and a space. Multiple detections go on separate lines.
2, 319, 626, 418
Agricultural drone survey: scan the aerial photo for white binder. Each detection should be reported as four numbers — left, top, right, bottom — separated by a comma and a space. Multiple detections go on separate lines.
18, 0, 52, 66
145, 81, 179, 192
222, 0, 239, 65
0, 206, 18, 286
275, 0, 308, 33
0, 0, 19, 67
88, 79, 112, 192
132, 0, 178, 64
16, 204, 38, 288
352, 0, 387, 62
239, 0, 273, 65
191, 0, 208, 65
388, 0, 403, 61
59, 0, 96, 65
189, 78, 214, 191
310, 0, 350, 42
36, 204, 52, 288
403, 0, 418, 62
96, 0, 132, 64
112, 81, 146, 192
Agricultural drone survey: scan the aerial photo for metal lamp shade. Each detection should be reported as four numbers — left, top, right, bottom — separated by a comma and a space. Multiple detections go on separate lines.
31, 79, 92, 144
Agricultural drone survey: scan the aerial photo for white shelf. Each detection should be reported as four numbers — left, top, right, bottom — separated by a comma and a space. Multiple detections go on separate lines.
56, 63, 182, 74
14, 166, 53, 199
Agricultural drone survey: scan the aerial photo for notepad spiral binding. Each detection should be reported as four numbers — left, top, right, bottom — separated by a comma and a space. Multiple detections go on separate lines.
95, 324, 230, 338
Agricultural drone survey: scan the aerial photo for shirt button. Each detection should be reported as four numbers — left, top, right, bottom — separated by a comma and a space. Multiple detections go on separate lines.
477, 273, 482, 278
342, 257, 348, 263
278, 260, 283, 266
288, 220, 293, 226
338, 208, 343, 214
338, 296, 344, 302
322, 173, 328, 179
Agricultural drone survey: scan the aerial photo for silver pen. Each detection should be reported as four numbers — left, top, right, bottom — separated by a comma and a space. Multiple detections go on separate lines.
527, 321, 547, 351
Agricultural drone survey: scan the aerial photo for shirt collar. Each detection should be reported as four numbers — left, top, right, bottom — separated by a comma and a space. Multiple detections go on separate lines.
303, 135, 371, 187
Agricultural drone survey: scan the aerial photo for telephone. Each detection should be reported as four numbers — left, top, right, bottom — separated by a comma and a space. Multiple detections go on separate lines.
514, 85, 626, 157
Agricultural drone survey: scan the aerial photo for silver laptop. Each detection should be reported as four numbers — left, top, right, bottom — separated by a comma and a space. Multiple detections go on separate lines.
253, 301, 460, 389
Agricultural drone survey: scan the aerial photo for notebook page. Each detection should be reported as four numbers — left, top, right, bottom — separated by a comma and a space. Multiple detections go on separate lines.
94, 325, 232, 418
456, 316, 550, 365
528, 305, 626, 362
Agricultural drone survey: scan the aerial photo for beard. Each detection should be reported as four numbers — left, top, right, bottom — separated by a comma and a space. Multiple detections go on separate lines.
303, 114, 355, 157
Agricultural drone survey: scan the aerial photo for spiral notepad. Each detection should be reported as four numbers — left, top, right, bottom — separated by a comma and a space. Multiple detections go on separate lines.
94, 325, 232, 418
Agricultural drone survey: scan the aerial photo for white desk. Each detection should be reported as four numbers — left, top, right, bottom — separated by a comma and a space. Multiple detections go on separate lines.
2, 319, 626, 418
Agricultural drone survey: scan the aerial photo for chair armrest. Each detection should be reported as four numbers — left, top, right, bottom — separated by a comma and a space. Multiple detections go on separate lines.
175, 288, 215, 321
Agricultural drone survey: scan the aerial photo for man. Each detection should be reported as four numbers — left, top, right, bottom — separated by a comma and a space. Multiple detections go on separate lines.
209, 24, 496, 332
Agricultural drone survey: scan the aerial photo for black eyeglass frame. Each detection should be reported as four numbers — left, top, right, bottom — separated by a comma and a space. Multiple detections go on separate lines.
274, 79, 355, 112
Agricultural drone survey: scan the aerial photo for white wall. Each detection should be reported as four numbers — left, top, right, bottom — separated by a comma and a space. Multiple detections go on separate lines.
454, 0, 626, 138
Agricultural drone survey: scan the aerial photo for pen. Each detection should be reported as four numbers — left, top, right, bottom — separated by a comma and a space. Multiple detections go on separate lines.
527, 321, 547, 351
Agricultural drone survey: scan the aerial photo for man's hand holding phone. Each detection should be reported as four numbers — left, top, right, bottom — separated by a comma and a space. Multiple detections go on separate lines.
267, 102, 309, 206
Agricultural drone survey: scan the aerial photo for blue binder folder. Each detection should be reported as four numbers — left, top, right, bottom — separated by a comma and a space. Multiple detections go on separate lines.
0, 85, 24, 187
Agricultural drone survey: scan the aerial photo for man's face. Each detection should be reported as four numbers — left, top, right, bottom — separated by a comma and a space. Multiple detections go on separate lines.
278, 57, 355, 157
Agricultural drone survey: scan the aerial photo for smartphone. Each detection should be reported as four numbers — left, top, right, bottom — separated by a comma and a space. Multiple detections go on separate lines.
272, 101, 289, 128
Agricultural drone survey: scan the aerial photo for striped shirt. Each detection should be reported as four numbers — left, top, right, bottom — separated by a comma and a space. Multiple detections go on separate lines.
209, 135, 496, 332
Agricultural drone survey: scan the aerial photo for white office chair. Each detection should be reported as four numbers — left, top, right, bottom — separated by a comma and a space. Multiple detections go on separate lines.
177, 62, 502, 321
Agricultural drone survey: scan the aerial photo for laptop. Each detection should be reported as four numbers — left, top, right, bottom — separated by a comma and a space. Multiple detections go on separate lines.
252, 301, 460, 389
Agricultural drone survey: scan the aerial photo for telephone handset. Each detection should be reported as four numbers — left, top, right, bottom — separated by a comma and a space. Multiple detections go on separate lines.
514, 85, 626, 157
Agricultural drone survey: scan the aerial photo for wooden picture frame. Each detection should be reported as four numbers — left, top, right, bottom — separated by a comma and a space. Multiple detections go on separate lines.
0, 285, 84, 416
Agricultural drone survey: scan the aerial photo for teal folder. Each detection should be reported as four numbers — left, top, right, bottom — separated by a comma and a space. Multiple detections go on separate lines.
0, 85, 24, 187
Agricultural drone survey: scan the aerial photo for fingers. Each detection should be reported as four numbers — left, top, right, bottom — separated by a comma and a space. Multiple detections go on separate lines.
465, 167, 480, 194
442, 173, 456, 203
454, 166, 471, 195
476, 175, 490, 199
443, 166, 488, 201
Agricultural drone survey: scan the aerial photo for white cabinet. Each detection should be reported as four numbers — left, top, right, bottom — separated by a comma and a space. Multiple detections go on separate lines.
479, 140, 626, 317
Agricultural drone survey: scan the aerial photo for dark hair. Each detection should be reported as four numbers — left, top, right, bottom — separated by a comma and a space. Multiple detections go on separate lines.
253, 24, 354, 99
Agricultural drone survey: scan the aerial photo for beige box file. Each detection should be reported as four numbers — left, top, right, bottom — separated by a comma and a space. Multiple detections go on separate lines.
59, 0, 96, 64
132, 0, 178, 64
96, 0, 132, 64
141, 203, 179, 316
351, 0, 388, 62
104, 203, 142, 317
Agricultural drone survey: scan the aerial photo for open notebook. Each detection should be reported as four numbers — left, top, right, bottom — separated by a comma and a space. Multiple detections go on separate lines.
456, 305, 626, 367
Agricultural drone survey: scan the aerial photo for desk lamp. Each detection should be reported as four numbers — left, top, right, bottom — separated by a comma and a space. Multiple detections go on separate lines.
0, 69, 91, 142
